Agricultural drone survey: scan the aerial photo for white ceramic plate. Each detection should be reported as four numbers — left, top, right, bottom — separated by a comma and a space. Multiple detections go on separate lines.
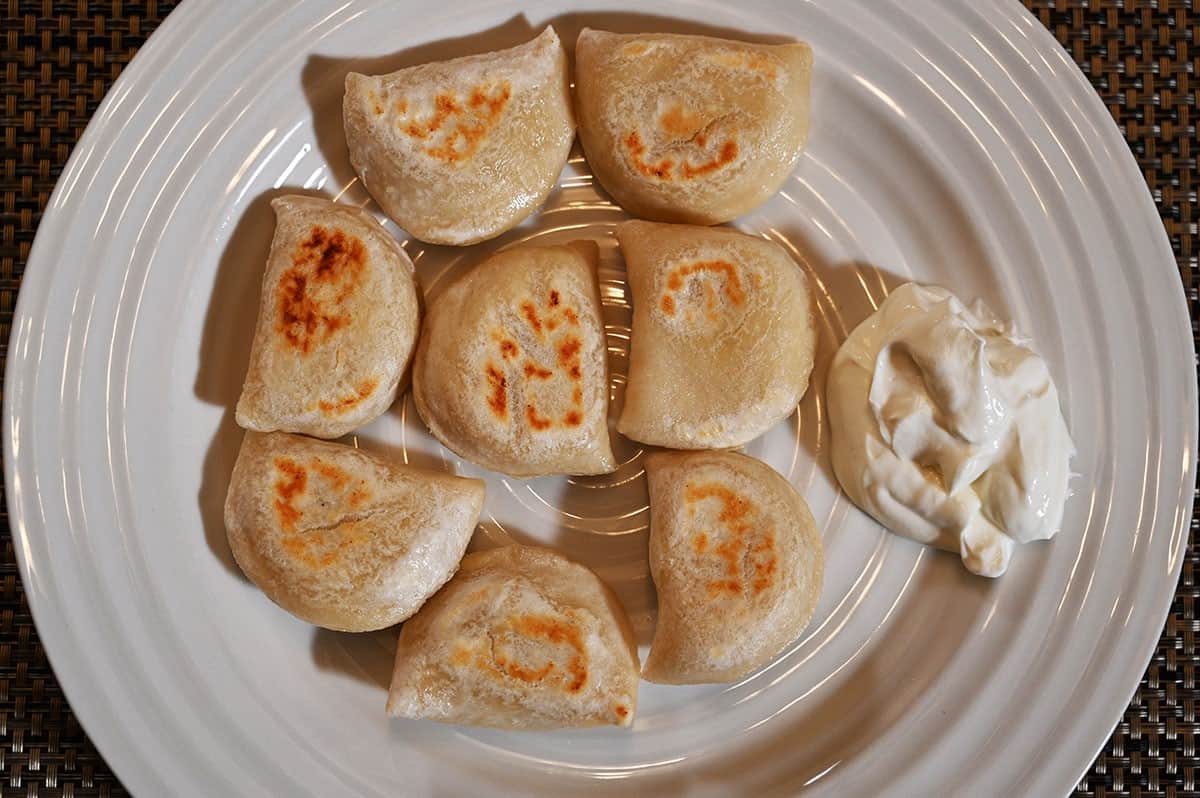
4, 1, 1195, 795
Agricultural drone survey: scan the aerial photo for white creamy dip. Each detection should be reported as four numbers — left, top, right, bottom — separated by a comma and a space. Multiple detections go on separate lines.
827, 283, 1073, 577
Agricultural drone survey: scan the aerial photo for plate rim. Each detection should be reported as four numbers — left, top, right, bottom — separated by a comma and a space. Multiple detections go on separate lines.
979, 1, 1196, 790
2, 2, 214, 794
3, 0, 1195, 795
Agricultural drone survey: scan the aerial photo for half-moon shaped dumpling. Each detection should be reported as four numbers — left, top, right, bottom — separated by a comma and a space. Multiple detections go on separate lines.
344, 27, 575, 245
643, 450, 823, 684
224, 431, 484, 632
387, 545, 639, 729
617, 220, 816, 449
235, 195, 420, 439
413, 241, 616, 477
575, 29, 811, 224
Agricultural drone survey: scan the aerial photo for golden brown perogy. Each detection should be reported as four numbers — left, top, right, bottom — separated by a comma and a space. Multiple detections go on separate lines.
413, 241, 616, 477
643, 450, 823, 684
223, 431, 484, 632
617, 220, 816, 449
235, 195, 420, 439
575, 29, 811, 224
387, 545, 639, 729
344, 27, 574, 245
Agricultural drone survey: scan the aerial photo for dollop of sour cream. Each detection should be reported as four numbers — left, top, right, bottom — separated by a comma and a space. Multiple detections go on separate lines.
827, 283, 1073, 577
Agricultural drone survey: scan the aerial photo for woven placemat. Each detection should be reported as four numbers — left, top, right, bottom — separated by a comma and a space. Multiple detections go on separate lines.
0, 1, 1196, 795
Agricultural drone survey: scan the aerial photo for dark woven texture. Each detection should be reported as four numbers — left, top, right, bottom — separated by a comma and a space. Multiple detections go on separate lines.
0, 1, 1196, 795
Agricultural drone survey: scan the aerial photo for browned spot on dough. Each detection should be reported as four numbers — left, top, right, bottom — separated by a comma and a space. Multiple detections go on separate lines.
313, 458, 369, 510
492, 330, 520, 360
398, 83, 512, 164
274, 458, 307, 499
514, 294, 589, 431
624, 130, 674, 179
745, 51, 778, 79
661, 259, 747, 322
526, 404, 552, 431
493, 656, 555, 683
318, 378, 378, 416
402, 93, 457, 139
282, 522, 369, 570
688, 483, 753, 522
713, 49, 778, 80
681, 139, 740, 179
750, 533, 778, 593
280, 534, 309, 561
707, 579, 743, 597
276, 226, 367, 355
485, 363, 508, 419
624, 113, 740, 182
524, 361, 553, 380
686, 482, 777, 597
509, 614, 588, 693
659, 104, 705, 138
521, 301, 543, 335
462, 613, 589, 693
543, 289, 570, 332
274, 501, 303, 531
615, 705, 630, 720
273, 456, 376, 568
311, 459, 349, 490
272, 457, 307, 531
557, 336, 582, 366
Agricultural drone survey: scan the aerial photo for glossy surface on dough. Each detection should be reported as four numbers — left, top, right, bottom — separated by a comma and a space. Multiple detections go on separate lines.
344, 27, 574, 245
617, 220, 816, 449
223, 431, 484, 632
235, 195, 420, 439
413, 241, 616, 477
387, 545, 639, 729
642, 451, 823, 683
575, 28, 811, 224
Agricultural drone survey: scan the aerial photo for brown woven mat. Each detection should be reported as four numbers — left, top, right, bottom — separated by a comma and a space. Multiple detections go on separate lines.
0, 1, 1196, 795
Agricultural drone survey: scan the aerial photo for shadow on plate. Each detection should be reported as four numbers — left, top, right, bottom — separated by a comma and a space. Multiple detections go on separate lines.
310, 625, 397, 690
353, 396, 452, 475
639, 554, 997, 795
771, 222, 910, 488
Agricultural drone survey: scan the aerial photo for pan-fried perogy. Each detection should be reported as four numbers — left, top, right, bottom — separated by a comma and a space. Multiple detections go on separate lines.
235, 195, 420, 439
